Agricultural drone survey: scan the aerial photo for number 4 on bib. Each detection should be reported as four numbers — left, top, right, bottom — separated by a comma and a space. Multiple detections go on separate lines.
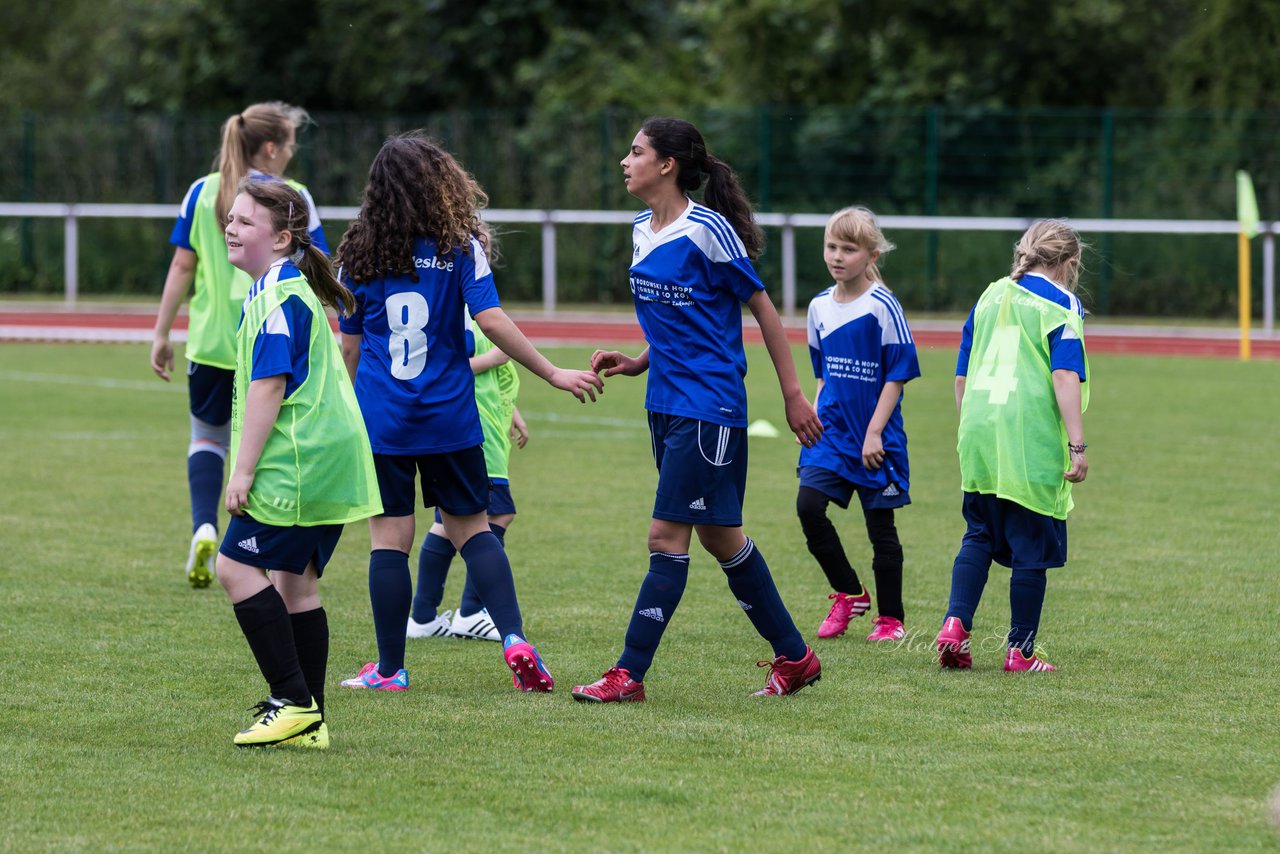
969, 326, 1019, 404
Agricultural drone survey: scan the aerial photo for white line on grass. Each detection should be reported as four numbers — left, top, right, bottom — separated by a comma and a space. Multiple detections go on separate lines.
0, 370, 184, 393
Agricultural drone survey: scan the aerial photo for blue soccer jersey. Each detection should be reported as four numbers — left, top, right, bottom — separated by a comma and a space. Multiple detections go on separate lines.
956, 272, 1087, 380
798, 283, 921, 490
629, 200, 764, 427
338, 236, 500, 455
242, 260, 313, 398
171, 169, 329, 254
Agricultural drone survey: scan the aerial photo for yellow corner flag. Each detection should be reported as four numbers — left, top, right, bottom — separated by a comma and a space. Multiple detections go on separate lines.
1235, 170, 1256, 360
1237, 170, 1260, 238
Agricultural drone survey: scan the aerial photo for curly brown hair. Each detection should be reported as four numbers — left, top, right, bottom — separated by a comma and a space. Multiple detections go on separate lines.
337, 132, 496, 285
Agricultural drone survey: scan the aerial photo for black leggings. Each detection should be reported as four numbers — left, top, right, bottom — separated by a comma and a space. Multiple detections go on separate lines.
796, 486, 905, 621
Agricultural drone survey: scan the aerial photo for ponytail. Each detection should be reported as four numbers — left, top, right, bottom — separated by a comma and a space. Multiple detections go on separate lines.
1011, 220, 1086, 292
214, 101, 310, 225
640, 117, 764, 260
702, 155, 764, 261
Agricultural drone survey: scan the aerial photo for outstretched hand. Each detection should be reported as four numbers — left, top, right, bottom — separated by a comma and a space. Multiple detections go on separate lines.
550, 368, 604, 403
785, 392, 823, 448
590, 350, 645, 377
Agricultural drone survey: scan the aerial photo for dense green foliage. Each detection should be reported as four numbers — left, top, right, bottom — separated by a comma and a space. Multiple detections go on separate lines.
2, 2, 1278, 317
5, 1, 1279, 112
2, 342, 1279, 850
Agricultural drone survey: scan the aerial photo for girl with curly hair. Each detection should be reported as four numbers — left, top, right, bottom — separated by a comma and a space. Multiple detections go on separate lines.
336, 132, 602, 694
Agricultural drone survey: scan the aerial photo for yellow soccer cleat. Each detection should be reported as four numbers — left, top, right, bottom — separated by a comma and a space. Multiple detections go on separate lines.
280, 721, 329, 750
233, 698, 323, 748
186, 523, 218, 588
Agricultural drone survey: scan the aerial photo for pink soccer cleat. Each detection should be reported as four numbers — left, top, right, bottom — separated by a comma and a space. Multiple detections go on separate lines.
866, 615, 906, 642
340, 662, 409, 690
936, 617, 972, 669
817, 589, 872, 638
752, 646, 822, 697
571, 667, 646, 703
1004, 647, 1057, 673
503, 635, 554, 692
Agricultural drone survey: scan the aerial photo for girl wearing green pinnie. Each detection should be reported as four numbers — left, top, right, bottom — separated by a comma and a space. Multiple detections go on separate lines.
216, 179, 381, 748
936, 220, 1089, 673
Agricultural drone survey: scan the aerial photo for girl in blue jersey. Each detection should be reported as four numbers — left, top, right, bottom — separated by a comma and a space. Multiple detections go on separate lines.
573, 117, 825, 703
217, 179, 380, 749
150, 102, 329, 589
799, 207, 920, 643
336, 132, 603, 694
937, 220, 1089, 673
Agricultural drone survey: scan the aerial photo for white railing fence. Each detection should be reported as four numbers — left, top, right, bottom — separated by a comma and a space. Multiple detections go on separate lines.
0, 203, 1275, 330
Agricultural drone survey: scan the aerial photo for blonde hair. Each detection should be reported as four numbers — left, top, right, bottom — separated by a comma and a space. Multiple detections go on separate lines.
214, 101, 310, 225
825, 206, 895, 285
1011, 220, 1086, 291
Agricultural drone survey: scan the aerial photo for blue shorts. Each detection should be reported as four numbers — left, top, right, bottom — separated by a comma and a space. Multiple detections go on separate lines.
218, 514, 344, 576
188, 361, 233, 425
649, 412, 747, 527
798, 465, 911, 511
374, 447, 489, 517
432, 479, 517, 523
960, 491, 1067, 571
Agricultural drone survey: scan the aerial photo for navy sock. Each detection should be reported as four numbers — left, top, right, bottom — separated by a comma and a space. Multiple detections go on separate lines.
289, 607, 328, 717
232, 587, 310, 706
458, 524, 506, 617
617, 552, 690, 682
411, 533, 456, 624
1008, 570, 1048, 655
187, 450, 223, 531
368, 549, 411, 677
945, 544, 992, 632
459, 532, 522, 639
720, 539, 807, 662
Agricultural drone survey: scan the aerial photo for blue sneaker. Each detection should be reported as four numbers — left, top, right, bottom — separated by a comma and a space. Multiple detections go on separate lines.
503, 634, 554, 693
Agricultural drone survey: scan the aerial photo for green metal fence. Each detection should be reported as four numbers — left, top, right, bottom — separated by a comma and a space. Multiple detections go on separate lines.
1, 107, 1277, 317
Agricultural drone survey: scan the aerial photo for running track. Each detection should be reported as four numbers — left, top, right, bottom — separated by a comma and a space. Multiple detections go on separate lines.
2, 308, 1278, 360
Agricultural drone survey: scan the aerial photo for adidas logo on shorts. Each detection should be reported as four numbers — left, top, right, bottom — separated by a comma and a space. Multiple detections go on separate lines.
238, 536, 260, 554
737, 599, 753, 611
882, 484, 900, 497
688, 497, 706, 511
639, 607, 665, 623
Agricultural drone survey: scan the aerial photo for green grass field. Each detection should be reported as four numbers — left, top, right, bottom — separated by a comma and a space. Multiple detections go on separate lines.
1, 341, 1278, 852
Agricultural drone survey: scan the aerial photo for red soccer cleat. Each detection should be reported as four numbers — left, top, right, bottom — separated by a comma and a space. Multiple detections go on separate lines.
936, 616, 972, 669
571, 667, 646, 703
752, 646, 822, 697
817, 589, 872, 638
1003, 647, 1057, 673
866, 615, 906, 642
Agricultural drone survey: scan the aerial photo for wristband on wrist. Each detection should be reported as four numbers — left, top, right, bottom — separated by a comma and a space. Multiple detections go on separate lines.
1068, 442, 1088, 455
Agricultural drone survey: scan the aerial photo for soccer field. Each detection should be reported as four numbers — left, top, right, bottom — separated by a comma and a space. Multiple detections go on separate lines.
1, 341, 1277, 852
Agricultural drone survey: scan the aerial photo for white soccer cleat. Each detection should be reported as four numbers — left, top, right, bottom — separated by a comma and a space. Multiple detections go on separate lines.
449, 608, 500, 642
407, 609, 454, 639
186, 523, 218, 589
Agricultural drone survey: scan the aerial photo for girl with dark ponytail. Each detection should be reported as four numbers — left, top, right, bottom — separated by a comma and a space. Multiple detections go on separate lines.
573, 118, 826, 704
212, 180, 381, 749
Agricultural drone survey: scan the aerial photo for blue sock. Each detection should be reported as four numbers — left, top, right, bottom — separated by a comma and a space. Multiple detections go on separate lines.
187, 450, 223, 532
945, 545, 992, 632
459, 531, 522, 639
617, 552, 689, 682
411, 533, 456, 624
368, 549, 411, 677
719, 539, 807, 662
458, 524, 506, 617
1008, 570, 1048, 655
